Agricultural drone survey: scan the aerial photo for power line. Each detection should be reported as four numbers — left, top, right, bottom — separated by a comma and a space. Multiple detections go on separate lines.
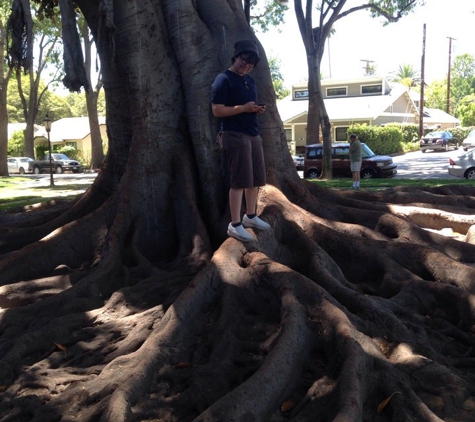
360, 59, 375, 75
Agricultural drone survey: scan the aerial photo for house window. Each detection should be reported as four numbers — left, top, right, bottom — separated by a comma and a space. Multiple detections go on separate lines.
326, 87, 347, 97
335, 127, 349, 141
294, 90, 308, 99
284, 129, 292, 141
361, 84, 382, 95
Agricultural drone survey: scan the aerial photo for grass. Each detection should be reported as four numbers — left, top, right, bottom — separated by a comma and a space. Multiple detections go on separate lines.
307, 177, 475, 190
1, 175, 473, 213
0, 176, 94, 212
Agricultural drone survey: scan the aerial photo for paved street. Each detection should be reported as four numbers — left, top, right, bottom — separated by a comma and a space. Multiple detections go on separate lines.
391, 149, 461, 179
297, 147, 466, 179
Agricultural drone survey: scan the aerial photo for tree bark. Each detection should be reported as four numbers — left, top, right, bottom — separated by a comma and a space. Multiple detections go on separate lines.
0, 12, 13, 176
2, 1, 475, 421
81, 18, 105, 169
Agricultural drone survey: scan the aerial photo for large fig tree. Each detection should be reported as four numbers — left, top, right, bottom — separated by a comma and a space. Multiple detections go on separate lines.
1, 0, 475, 421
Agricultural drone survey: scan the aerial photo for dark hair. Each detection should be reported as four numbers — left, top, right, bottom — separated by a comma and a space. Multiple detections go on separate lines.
349, 134, 357, 140
231, 40, 260, 66
231, 51, 260, 66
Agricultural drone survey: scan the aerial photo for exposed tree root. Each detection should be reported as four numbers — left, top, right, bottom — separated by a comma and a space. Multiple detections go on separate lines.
1, 184, 475, 421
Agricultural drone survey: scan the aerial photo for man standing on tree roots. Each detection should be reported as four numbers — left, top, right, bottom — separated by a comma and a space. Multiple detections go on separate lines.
211, 40, 271, 242
349, 133, 362, 189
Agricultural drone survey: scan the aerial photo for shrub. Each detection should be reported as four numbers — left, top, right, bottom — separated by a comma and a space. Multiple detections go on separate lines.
8, 130, 25, 156
347, 123, 403, 155
451, 126, 475, 142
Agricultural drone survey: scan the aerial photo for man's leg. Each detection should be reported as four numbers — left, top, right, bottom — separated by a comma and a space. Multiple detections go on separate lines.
244, 186, 259, 216
229, 187, 244, 224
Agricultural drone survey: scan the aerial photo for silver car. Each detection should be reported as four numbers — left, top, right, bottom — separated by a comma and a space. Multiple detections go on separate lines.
461, 129, 475, 151
448, 149, 475, 179
292, 155, 304, 170
7, 157, 33, 174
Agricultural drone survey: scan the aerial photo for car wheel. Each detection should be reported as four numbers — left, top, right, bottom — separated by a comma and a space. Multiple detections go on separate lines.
19, 167, 25, 174
306, 169, 319, 179
56, 166, 63, 174
465, 168, 475, 179
421, 149, 426, 153
33, 166, 41, 174
361, 169, 376, 179
464, 147, 468, 151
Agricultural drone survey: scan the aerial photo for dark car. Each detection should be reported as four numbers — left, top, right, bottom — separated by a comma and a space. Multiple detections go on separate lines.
304, 142, 397, 179
420, 131, 458, 153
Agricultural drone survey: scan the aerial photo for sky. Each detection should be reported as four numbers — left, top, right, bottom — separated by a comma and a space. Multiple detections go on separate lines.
257, 0, 475, 87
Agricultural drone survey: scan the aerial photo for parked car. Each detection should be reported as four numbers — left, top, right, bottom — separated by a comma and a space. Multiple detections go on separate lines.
420, 131, 458, 153
28, 153, 83, 174
7, 157, 33, 174
461, 129, 475, 151
304, 142, 397, 179
448, 149, 475, 179
292, 155, 304, 170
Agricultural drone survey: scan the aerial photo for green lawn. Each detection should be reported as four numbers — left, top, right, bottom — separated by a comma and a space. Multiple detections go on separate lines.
308, 177, 475, 189
0, 176, 94, 212
1, 175, 473, 213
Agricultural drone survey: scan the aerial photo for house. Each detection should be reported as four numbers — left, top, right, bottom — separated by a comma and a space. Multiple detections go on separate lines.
8, 123, 43, 139
33, 116, 107, 158
277, 76, 459, 154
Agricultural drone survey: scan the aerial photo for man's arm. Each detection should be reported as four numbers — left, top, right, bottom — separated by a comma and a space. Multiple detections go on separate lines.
212, 102, 264, 118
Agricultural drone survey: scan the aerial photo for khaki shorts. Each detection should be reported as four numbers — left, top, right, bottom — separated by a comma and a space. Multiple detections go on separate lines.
351, 161, 362, 172
222, 131, 266, 189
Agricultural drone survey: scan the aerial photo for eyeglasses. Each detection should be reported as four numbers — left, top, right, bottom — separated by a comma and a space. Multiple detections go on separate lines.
239, 56, 256, 68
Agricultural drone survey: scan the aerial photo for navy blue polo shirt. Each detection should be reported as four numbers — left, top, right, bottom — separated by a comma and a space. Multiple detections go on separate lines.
211, 70, 259, 136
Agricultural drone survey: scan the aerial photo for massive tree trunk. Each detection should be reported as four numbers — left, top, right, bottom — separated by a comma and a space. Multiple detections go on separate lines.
1, 1, 475, 421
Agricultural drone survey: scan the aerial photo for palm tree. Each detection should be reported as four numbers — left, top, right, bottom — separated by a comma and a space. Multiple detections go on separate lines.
390, 64, 421, 87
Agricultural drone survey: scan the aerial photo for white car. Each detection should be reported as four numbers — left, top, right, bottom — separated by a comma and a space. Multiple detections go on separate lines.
292, 155, 304, 170
7, 157, 33, 174
461, 129, 475, 151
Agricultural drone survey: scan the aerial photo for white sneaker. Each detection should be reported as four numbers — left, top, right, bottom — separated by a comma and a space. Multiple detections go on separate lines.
242, 214, 270, 230
227, 223, 254, 242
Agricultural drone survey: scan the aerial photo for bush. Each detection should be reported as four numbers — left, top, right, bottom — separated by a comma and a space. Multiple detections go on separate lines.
35, 144, 49, 160
451, 126, 475, 142
347, 123, 403, 155
58, 145, 79, 160
8, 130, 25, 156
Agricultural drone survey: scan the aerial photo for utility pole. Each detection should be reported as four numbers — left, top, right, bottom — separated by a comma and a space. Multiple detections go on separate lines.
446, 36, 456, 114
360, 59, 375, 76
419, 24, 426, 138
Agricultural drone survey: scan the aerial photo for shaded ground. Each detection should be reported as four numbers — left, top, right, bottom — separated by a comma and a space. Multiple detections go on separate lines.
1, 181, 475, 421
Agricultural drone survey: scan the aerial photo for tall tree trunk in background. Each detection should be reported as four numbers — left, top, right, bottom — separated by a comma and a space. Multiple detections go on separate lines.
0, 15, 12, 176
2, 1, 475, 421
295, 0, 334, 178
18, 68, 40, 158
80, 17, 104, 169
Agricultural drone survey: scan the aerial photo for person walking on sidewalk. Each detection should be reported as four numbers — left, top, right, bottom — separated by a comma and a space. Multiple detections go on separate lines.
211, 39, 271, 242
349, 134, 362, 189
